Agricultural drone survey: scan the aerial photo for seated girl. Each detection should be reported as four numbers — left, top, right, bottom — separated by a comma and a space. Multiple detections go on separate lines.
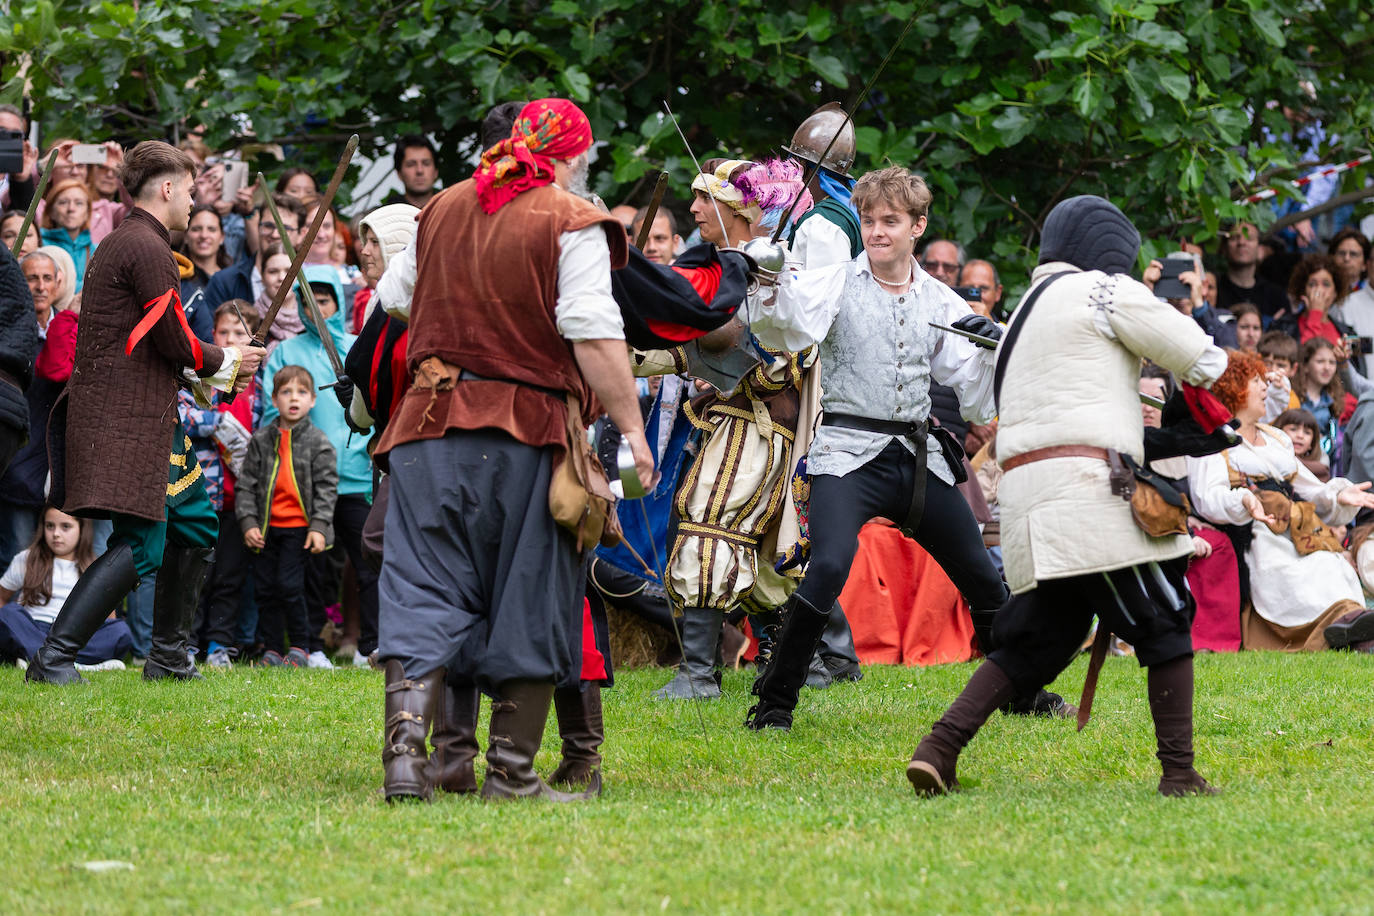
1188, 350, 1374, 651
0, 505, 132, 668
1273, 408, 1330, 483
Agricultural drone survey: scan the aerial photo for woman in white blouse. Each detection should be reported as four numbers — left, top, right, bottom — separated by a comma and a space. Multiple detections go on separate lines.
1188, 349, 1374, 650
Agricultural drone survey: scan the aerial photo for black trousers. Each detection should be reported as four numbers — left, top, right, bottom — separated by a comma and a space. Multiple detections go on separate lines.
333, 494, 380, 655
797, 440, 1007, 614
255, 526, 312, 653
196, 507, 253, 649
987, 558, 1196, 695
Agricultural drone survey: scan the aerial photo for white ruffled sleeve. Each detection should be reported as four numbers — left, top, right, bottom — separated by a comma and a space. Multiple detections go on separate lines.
746, 261, 847, 353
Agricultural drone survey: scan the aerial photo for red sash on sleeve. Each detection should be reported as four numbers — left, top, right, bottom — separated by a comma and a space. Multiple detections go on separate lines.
125, 288, 204, 371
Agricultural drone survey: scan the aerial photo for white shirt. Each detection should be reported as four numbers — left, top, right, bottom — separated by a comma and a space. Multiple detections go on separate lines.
748, 253, 996, 479
377, 227, 624, 342
790, 215, 853, 271
1, 550, 80, 625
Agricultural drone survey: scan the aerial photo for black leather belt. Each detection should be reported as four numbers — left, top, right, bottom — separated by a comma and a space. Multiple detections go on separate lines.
820, 412, 930, 530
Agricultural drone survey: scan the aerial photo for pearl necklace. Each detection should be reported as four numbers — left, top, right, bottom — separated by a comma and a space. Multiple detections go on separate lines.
874, 263, 913, 290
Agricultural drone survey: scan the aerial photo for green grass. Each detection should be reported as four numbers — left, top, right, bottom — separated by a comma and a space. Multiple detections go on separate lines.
2, 652, 1372, 914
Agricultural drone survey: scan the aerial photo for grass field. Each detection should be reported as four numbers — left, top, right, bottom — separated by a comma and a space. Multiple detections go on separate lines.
2, 652, 1372, 914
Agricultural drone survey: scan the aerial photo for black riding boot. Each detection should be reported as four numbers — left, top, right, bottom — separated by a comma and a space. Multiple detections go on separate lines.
817, 600, 862, 683
750, 607, 782, 670
744, 593, 830, 732
144, 546, 214, 681
652, 607, 722, 700
26, 543, 140, 686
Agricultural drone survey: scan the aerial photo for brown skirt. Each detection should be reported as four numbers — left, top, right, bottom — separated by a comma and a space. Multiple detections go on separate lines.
1241, 598, 1365, 652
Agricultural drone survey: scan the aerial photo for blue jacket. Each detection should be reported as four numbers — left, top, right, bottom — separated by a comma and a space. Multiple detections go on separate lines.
39, 227, 95, 293
200, 254, 256, 314
260, 264, 372, 498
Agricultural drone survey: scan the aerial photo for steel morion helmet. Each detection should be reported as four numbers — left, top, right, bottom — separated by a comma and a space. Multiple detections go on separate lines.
783, 102, 856, 177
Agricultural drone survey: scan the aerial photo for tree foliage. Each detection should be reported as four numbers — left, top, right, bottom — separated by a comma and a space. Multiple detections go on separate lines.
4, 0, 1373, 283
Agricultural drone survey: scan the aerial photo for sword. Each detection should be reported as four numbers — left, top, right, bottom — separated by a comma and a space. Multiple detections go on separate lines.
226, 134, 357, 403
634, 171, 669, 252
662, 100, 734, 249
9, 149, 59, 258
256, 173, 346, 390
768, 4, 926, 244
927, 323, 1168, 410
251, 134, 357, 348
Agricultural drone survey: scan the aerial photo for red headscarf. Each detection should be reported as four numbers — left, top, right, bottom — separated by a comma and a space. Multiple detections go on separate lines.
473, 99, 594, 214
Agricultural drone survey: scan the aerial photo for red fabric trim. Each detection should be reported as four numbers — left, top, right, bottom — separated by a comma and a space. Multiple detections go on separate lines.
670, 262, 722, 302
125, 288, 203, 371
578, 597, 607, 681
645, 318, 710, 342
1180, 382, 1232, 433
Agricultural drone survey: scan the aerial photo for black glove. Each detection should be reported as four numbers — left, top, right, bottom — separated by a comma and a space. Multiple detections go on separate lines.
331, 375, 354, 411
951, 314, 1003, 348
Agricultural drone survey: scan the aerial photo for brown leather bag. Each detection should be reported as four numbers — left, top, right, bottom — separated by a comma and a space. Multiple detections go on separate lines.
549, 394, 623, 551
1129, 480, 1191, 538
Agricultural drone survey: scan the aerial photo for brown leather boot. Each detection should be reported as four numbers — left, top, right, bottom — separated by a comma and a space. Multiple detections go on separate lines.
548, 686, 604, 795
480, 680, 590, 802
1149, 655, 1220, 797
382, 660, 442, 803
427, 682, 480, 794
907, 661, 1017, 797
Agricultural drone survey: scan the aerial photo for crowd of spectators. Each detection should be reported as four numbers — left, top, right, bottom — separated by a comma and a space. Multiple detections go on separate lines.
0, 105, 438, 670
1, 94, 1372, 676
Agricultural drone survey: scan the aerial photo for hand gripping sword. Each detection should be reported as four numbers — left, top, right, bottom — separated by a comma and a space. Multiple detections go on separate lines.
226, 134, 358, 403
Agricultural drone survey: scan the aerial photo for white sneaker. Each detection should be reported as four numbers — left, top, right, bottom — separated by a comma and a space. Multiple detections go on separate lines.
352, 650, 369, 667
75, 659, 127, 672
206, 647, 233, 669
307, 650, 334, 669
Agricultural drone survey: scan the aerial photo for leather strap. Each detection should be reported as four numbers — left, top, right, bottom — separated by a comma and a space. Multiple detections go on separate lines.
821, 413, 930, 529
993, 271, 1072, 411
821, 412, 927, 440
1001, 444, 1110, 473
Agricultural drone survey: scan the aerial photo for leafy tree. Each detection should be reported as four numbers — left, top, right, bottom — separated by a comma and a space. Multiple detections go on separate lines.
3, 0, 1371, 285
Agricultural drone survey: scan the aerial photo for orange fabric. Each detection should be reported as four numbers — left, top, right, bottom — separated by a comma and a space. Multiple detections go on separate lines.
269, 427, 308, 528
838, 523, 978, 667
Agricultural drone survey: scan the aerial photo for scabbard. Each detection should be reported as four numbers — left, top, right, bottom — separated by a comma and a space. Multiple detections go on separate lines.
1076, 625, 1112, 732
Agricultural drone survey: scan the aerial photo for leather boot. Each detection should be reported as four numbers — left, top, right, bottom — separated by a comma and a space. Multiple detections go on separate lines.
427, 681, 480, 794
548, 686, 604, 795
652, 607, 722, 700
744, 593, 830, 731
480, 679, 590, 802
1001, 687, 1077, 719
750, 608, 782, 670
907, 661, 1017, 796
970, 607, 999, 655
27, 542, 140, 686
1148, 655, 1220, 797
382, 660, 443, 802
144, 546, 213, 681
818, 601, 863, 682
